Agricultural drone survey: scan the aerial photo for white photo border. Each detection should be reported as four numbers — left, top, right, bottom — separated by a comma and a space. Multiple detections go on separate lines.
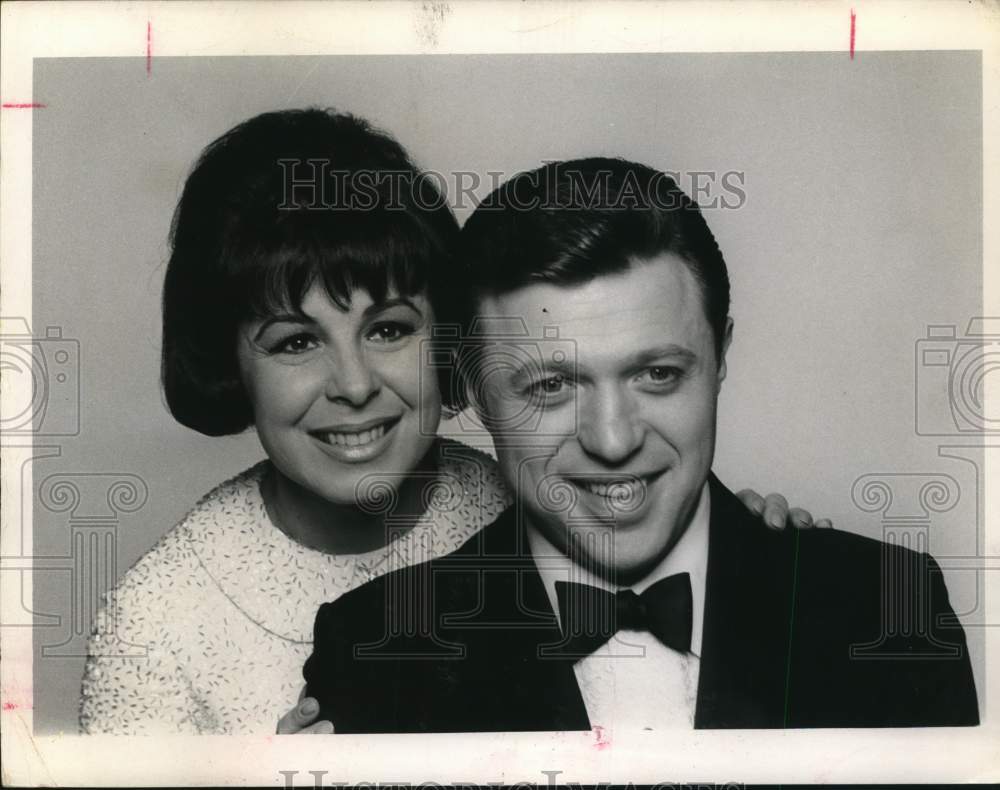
2, 1, 998, 786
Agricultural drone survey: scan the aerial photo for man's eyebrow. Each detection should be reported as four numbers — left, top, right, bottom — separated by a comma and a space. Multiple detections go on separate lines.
627, 345, 698, 367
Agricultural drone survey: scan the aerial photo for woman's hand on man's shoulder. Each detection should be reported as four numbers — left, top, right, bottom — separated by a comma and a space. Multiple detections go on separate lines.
736, 488, 833, 530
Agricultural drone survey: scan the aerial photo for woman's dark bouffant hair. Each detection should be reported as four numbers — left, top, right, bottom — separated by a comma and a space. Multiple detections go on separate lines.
162, 108, 466, 436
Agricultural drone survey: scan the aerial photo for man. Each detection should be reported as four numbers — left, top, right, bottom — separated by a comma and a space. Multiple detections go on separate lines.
303, 158, 979, 731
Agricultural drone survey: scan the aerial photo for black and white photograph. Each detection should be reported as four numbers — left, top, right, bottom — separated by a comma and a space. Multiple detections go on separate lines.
1, 1, 997, 786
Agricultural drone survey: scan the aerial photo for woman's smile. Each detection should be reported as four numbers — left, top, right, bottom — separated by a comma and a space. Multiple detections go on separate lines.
308, 415, 402, 462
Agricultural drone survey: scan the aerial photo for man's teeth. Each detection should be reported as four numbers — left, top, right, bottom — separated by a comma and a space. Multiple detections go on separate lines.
579, 479, 643, 498
322, 423, 387, 447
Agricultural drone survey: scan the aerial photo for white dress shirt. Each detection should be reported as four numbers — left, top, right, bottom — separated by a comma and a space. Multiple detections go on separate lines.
527, 482, 710, 732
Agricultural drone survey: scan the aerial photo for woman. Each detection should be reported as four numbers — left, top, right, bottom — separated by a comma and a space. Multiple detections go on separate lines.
79, 108, 821, 735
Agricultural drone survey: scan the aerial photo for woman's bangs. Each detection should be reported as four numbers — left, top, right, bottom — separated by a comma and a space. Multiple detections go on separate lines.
235, 208, 437, 321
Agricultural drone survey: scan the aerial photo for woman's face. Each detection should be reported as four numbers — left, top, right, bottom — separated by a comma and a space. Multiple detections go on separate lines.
236, 283, 442, 507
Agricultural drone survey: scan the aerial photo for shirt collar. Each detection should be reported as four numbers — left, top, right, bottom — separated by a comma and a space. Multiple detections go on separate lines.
527, 481, 709, 657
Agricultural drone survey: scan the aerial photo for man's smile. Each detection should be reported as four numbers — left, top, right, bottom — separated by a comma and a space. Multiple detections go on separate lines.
564, 469, 667, 510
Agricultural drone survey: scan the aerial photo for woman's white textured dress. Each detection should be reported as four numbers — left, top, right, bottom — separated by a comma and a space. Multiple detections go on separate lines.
79, 441, 509, 734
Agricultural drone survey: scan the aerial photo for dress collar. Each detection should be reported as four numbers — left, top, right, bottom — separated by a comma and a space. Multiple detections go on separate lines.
183, 442, 510, 642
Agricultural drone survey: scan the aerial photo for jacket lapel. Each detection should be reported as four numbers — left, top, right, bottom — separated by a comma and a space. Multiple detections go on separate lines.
437, 508, 591, 731
462, 480, 801, 732
695, 475, 797, 728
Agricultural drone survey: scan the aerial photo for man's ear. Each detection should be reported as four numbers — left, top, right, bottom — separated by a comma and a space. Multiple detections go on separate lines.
716, 317, 734, 391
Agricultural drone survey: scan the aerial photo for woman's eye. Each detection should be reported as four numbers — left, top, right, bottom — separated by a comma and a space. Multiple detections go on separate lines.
270, 333, 318, 355
366, 322, 413, 344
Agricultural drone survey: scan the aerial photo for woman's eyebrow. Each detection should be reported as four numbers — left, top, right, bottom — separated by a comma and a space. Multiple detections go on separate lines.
363, 296, 421, 317
252, 313, 311, 342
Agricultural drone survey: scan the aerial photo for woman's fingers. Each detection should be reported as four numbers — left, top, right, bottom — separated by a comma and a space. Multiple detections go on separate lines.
788, 507, 814, 528
297, 719, 335, 734
276, 696, 322, 734
737, 489, 834, 530
761, 493, 790, 529
735, 489, 766, 516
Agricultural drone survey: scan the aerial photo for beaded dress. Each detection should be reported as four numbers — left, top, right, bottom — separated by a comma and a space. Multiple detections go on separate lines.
79, 441, 509, 734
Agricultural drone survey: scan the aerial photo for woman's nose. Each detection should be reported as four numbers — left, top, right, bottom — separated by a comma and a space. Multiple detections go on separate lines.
578, 385, 643, 465
323, 347, 381, 407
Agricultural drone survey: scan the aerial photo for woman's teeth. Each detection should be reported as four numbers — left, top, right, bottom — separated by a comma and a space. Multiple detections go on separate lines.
322, 424, 387, 447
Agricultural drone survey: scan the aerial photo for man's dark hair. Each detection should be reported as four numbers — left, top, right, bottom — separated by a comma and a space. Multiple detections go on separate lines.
162, 108, 465, 436
459, 157, 731, 358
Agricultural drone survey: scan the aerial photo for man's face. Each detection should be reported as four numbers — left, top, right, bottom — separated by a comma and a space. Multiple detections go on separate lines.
474, 255, 731, 581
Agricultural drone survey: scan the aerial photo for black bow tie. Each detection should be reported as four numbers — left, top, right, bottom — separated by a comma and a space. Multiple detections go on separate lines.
553, 573, 693, 659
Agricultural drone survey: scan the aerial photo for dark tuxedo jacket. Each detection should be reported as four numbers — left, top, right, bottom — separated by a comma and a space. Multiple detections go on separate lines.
304, 475, 979, 732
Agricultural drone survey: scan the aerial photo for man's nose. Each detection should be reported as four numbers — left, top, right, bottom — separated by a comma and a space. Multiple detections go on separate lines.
323, 346, 381, 407
577, 384, 643, 465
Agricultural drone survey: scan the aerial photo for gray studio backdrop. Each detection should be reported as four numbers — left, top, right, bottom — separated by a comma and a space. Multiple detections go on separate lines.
30, 52, 984, 733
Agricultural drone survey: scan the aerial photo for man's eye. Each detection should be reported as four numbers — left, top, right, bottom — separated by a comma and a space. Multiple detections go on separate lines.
643, 366, 681, 385
639, 365, 684, 387
366, 322, 413, 344
270, 333, 318, 354
529, 375, 567, 397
